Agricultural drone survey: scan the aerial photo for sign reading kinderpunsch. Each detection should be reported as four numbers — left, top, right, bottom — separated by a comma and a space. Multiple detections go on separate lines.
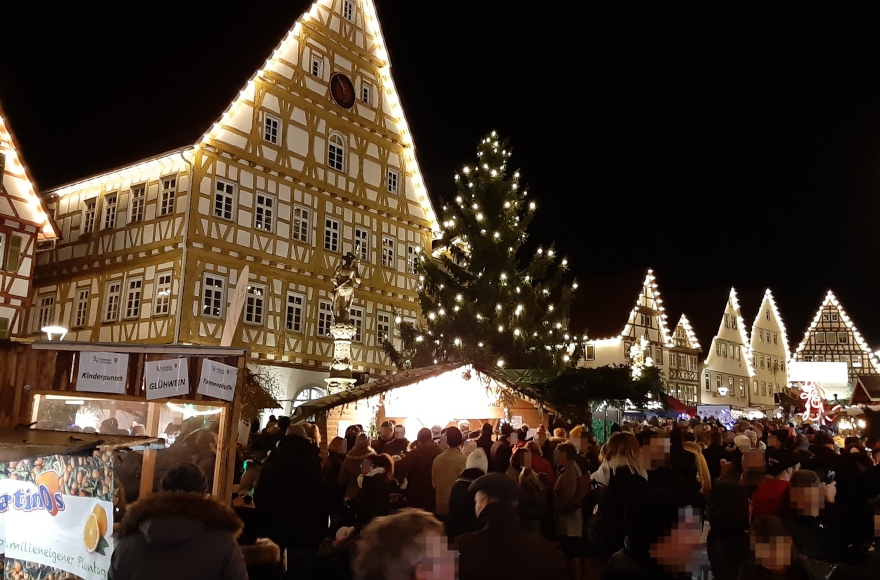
145, 358, 190, 400
197, 359, 238, 402
76, 352, 129, 394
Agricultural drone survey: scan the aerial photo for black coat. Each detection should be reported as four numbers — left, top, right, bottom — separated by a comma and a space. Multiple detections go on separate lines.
489, 438, 512, 473
457, 503, 567, 580
446, 468, 484, 539
357, 472, 399, 525
394, 440, 441, 511
253, 434, 324, 549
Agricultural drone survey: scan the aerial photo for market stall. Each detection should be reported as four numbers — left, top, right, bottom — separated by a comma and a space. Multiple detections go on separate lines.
0, 341, 247, 501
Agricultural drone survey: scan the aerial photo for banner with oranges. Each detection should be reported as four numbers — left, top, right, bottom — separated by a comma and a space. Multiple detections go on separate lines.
0, 452, 115, 580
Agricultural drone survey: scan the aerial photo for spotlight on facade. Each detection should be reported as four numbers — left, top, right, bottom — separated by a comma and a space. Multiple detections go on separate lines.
41, 325, 68, 341
717, 386, 729, 396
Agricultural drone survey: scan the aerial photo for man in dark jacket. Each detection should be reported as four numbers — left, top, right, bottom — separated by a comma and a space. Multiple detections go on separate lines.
446, 448, 488, 539
457, 473, 567, 579
394, 427, 441, 511
110, 462, 248, 580
602, 490, 702, 580
253, 425, 324, 576
489, 423, 514, 473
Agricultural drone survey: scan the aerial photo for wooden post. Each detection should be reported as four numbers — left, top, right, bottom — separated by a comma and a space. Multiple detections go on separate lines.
139, 402, 162, 498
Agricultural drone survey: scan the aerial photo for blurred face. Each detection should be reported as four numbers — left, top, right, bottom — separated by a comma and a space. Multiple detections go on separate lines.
415, 532, 457, 580
754, 536, 792, 570
644, 437, 670, 469
791, 484, 823, 518
649, 508, 702, 573
768, 435, 781, 449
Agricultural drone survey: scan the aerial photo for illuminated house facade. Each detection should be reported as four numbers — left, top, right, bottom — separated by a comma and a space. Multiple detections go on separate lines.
0, 107, 57, 339
579, 270, 702, 403
31, 0, 438, 411
791, 291, 880, 403
748, 289, 790, 410
700, 288, 754, 409
666, 315, 702, 407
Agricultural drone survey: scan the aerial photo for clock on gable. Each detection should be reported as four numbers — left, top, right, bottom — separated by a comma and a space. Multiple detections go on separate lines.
329, 73, 355, 109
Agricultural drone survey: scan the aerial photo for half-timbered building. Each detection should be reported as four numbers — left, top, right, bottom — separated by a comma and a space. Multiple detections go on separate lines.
699, 288, 754, 410
748, 289, 790, 410
31, 0, 438, 413
666, 314, 702, 407
791, 291, 880, 400
0, 106, 58, 339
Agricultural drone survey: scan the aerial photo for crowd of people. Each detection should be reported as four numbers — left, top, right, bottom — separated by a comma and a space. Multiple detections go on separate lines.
112, 413, 880, 579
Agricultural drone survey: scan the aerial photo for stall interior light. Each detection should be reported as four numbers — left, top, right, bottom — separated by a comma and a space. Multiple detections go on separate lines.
41, 325, 68, 341
166, 402, 222, 418
64, 400, 85, 406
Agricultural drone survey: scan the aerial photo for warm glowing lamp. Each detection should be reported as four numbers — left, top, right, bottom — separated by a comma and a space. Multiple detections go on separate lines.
42, 325, 68, 341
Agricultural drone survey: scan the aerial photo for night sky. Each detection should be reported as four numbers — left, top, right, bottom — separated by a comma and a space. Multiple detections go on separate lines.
3, 2, 880, 349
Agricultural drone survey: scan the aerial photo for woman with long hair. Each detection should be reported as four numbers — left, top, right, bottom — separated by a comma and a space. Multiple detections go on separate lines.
591, 431, 647, 486
356, 453, 399, 526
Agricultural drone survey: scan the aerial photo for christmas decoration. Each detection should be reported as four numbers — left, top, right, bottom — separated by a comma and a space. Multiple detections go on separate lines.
799, 381, 841, 425
384, 132, 576, 370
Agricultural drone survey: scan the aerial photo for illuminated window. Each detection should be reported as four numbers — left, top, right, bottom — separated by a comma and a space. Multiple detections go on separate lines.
202, 274, 226, 319
377, 312, 391, 343
407, 245, 419, 274
159, 176, 177, 216
37, 293, 56, 329
311, 54, 323, 78
387, 169, 399, 193
585, 344, 596, 360
285, 292, 304, 332
130, 184, 146, 223
83, 199, 97, 233
103, 281, 121, 322
245, 284, 266, 325
154, 273, 172, 316
124, 278, 143, 319
293, 205, 311, 243
317, 300, 332, 337
324, 217, 340, 252
362, 82, 372, 105
74, 288, 89, 328
103, 193, 118, 229
351, 307, 363, 342
382, 236, 395, 268
255, 193, 275, 232
328, 133, 346, 171
214, 180, 235, 220
264, 115, 280, 145
354, 227, 369, 262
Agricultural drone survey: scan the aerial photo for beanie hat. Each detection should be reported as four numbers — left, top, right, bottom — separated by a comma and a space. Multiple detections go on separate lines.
465, 448, 488, 473
468, 472, 518, 502
625, 489, 682, 553
766, 449, 800, 476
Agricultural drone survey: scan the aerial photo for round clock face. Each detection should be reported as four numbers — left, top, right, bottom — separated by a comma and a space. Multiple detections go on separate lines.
329, 73, 356, 109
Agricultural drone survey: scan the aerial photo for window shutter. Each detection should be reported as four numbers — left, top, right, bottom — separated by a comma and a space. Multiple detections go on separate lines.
5, 236, 21, 272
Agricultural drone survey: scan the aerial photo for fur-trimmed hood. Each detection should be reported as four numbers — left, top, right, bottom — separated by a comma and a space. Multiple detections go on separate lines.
345, 444, 376, 462
116, 491, 243, 546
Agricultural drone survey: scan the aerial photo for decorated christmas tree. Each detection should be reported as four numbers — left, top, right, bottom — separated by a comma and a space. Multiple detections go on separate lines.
385, 132, 576, 370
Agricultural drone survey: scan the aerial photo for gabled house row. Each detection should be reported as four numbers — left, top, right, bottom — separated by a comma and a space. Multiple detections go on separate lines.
3, 0, 440, 417
576, 270, 880, 413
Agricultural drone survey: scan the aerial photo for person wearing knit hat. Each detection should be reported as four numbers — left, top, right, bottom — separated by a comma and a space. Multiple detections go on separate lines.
446, 448, 488, 539
432, 426, 466, 518
603, 489, 702, 579
458, 473, 567, 578
338, 432, 376, 501
734, 434, 752, 453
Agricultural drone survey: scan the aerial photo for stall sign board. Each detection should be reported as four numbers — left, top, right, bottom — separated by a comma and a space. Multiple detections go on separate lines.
145, 358, 190, 401
0, 452, 115, 580
197, 359, 238, 402
76, 351, 129, 395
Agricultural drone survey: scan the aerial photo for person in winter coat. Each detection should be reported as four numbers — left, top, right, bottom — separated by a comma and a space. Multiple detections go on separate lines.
446, 448, 488, 539
109, 462, 248, 580
322, 436, 348, 526
432, 426, 467, 518
489, 423, 514, 473
338, 432, 376, 502
458, 473, 567, 579
356, 453, 400, 526
394, 427, 441, 511
253, 425, 325, 574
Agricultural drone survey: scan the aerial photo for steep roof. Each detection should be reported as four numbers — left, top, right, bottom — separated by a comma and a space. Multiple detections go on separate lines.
793, 290, 880, 371
0, 104, 57, 240
850, 375, 880, 405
